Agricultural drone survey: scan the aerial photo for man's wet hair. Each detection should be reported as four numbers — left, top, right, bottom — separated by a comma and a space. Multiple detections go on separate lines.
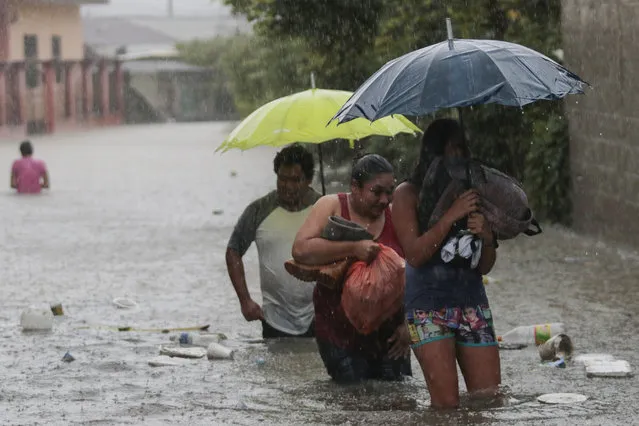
273, 143, 315, 181
351, 154, 394, 187
19, 140, 33, 156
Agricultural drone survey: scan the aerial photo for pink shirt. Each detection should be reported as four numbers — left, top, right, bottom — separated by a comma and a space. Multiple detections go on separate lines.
11, 157, 47, 194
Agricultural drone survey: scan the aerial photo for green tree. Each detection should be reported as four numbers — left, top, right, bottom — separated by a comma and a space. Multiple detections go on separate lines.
224, 0, 383, 90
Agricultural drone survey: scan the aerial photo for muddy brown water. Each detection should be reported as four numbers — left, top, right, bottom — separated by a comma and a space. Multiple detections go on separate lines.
1, 123, 637, 425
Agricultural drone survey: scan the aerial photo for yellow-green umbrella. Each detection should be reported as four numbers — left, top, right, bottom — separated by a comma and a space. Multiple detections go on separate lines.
216, 88, 421, 153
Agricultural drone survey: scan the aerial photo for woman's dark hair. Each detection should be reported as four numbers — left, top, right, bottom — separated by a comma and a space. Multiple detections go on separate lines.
273, 143, 315, 181
19, 140, 33, 156
409, 118, 470, 187
351, 154, 394, 187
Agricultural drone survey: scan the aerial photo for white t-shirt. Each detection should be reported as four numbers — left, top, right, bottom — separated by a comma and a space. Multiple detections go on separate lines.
227, 189, 320, 334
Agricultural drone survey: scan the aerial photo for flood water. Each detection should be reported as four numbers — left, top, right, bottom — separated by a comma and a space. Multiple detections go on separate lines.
1, 122, 638, 425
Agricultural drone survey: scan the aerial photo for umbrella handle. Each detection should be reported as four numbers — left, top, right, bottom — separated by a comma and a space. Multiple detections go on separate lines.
317, 144, 326, 195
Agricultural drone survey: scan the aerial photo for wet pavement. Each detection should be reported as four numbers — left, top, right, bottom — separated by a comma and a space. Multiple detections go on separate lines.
0, 122, 638, 425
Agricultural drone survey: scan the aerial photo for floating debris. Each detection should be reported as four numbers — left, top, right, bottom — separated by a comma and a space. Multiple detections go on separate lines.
50, 303, 64, 316
62, 352, 75, 363
207, 342, 235, 360
112, 297, 138, 309
537, 393, 588, 405
538, 334, 573, 361
20, 307, 54, 331
159, 346, 207, 359
542, 358, 566, 368
586, 360, 633, 378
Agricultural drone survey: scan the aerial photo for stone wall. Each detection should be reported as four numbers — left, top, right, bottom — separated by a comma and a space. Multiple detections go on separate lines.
562, 0, 639, 246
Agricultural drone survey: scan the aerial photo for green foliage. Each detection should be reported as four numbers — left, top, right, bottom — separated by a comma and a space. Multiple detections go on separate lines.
524, 107, 572, 225
224, 0, 383, 90
185, 0, 573, 223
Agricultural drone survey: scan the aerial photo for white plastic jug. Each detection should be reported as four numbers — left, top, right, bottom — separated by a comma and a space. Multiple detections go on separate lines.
20, 307, 54, 331
206, 342, 235, 360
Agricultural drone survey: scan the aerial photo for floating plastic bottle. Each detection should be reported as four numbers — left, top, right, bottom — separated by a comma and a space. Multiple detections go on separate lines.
497, 323, 565, 346
170, 332, 221, 348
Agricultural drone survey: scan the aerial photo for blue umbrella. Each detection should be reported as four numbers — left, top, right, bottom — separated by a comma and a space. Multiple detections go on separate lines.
332, 19, 588, 124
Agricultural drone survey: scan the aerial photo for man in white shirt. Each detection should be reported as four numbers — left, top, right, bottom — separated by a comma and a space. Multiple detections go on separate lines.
226, 144, 321, 338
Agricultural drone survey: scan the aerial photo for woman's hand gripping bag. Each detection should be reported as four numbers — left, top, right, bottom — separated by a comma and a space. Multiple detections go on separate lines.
341, 244, 406, 335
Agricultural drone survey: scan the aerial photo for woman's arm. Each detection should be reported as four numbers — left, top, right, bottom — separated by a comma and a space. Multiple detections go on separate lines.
392, 183, 454, 267
392, 183, 480, 268
292, 195, 376, 265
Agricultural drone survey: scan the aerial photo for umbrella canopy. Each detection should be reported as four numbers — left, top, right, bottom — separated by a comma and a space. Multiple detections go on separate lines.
332, 38, 588, 124
216, 88, 421, 153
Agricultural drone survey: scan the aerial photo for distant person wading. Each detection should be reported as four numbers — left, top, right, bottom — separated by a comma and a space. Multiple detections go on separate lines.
10, 141, 50, 194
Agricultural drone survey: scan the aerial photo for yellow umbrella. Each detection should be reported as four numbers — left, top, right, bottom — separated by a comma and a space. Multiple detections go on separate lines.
215, 88, 421, 153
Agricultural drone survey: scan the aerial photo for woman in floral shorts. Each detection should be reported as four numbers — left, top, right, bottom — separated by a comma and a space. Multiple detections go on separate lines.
392, 119, 501, 409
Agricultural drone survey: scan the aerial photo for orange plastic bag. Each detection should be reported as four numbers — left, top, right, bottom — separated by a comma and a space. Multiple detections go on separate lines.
340, 244, 406, 335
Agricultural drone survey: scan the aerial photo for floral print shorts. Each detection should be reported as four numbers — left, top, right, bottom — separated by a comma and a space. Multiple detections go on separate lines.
405, 304, 498, 348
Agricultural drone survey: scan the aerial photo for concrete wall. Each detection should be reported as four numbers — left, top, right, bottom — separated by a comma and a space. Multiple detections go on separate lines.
8, 1, 84, 61
562, 0, 639, 246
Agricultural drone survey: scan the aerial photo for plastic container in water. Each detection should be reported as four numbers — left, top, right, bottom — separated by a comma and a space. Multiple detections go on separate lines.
206, 342, 235, 360
169, 332, 221, 348
20, 307, 54, 331
538, 333, 573, 361
497, 323, 565, 346
586, 360, 633, 378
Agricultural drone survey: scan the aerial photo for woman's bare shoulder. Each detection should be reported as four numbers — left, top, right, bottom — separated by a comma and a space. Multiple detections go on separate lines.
394, 181, 418, 199
313, 193, 342, 214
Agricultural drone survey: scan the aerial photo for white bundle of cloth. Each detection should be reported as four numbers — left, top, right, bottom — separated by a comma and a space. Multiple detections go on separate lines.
440, 233, 483, 269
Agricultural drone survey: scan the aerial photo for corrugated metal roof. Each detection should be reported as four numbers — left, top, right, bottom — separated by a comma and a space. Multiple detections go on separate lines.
83, 15, 251, 47
122, 60, 208, 74
125, 17, 251, 42
83, 17, 176, 47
